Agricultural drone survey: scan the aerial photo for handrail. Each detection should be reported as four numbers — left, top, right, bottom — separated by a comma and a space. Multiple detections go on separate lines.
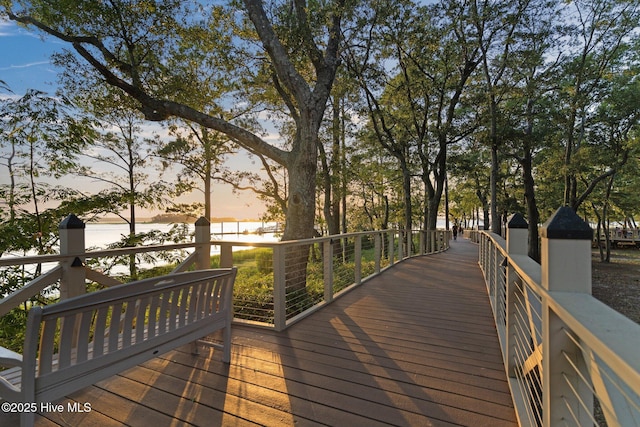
548, 293, 640, 388
1, 215, 451, 334
0, 241, 201, 267
0, 230, 439, 268
476, 211, 640, 427
0, 266, 62, 317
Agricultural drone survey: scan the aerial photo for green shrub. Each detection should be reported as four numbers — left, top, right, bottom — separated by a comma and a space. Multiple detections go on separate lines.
255, 249, 273, 274
0, 308, 28, 354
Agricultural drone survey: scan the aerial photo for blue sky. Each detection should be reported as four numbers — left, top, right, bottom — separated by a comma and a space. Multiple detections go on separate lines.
0, 19, 269, 220
0, 19, 63, 95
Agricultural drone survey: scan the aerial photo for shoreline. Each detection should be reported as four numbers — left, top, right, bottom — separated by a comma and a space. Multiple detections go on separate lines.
92, 217, 264, 224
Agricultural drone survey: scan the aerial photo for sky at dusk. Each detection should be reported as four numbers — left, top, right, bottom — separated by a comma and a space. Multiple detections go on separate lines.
0, 19, 269, 220
0, 20, 59, 94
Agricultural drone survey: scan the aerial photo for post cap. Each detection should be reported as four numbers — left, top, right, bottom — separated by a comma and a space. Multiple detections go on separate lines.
540, 206, 593, 240
195, 216, 211, 226
507, 213, 528, 229
59, 214, 85, 229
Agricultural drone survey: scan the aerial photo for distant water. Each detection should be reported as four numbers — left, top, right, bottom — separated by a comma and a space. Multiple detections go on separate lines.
0, 222, 280, 278
84, 222, 281, 272
85, 221, 280, 249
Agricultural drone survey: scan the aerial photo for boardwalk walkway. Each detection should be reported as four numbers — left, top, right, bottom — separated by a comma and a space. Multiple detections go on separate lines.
11, 238, 517, 426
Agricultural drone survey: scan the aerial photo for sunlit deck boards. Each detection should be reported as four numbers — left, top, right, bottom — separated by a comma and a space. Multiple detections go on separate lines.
9, 238, 517, 426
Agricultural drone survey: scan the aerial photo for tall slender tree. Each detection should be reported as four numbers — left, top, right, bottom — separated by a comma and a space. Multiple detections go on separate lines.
0, 90, 89, 256
556, 0, 640, 210
157, 122, 236, 221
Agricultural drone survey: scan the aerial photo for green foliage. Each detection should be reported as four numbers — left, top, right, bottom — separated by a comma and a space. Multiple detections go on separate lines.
233, 269, 275, 322
0, 308, 28, 354
255, 249, 273, 274
2, 0, 640, 356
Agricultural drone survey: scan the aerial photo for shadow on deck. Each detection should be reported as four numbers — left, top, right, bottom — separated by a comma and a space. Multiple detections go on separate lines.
17, 238, 517, 426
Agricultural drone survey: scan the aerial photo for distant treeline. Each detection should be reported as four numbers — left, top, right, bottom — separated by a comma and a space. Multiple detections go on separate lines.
150, 214, 258, 224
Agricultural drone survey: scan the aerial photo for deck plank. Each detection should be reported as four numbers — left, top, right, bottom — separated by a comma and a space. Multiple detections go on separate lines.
11, 238, 517, 426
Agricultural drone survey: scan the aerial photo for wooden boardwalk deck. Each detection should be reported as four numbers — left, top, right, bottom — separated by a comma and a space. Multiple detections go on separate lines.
6, 238, 517, 426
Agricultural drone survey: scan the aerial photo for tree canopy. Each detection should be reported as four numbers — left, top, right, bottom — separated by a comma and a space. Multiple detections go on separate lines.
1, 0, 640, 263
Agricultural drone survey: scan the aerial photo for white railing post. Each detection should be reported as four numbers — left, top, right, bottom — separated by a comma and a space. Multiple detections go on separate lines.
397, 230, 404, 260
220, 244, 233, 268
194, 217, 211, 270
541, 206, 593, 426
273, 245, 286, 331
506, 214, 529, 256
323, 239, 334, 303
505, 213, 529, 377
388, 231, 395, 266
59, 214, 86, 300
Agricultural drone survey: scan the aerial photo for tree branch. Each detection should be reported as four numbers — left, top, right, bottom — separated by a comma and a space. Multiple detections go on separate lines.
242, 0, 311, 106
6, 9, 290, 167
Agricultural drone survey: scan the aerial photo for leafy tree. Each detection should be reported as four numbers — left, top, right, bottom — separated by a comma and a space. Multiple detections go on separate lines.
449, 144, 491, 230
412, 0, 482, 232
493, 0, 561, 260
157, 122, 235, 221
554, 0, 640, 210
470, 0, 551, 234
585, 62, 640, 260
317, 86, 354, 236
3, 1, 344, 243
0, 89, 90, 257
345, 0, 483, 242
342, 0, 415, 233
348, 128, 398, 231
60, 83, 178, 276
4, 0, 351, 295
0, 89, 115, 311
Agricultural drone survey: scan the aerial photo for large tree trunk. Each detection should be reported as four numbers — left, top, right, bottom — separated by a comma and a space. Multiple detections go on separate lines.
6, 0, 342, 296
490, 144, 501, 234
522, 99, 540, 261
282, 120, 319, 241
282, 119, 320, 298
422, 182, 430, 232
400, 160, 412, 233
426, 140, 447, 231
522, 153, 540, 262
426, 189, 443, 231
320, 97, 342, 238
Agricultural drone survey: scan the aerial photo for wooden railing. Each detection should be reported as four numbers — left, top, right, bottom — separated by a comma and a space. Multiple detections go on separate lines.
0, 214, 451, 332
476, 208, 640, 427
0, 215, 212, 317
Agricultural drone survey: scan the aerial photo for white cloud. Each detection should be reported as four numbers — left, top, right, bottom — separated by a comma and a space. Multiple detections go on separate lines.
0, 20, 12, 36
0, 60, 50, 71
0, 19, 24, 37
